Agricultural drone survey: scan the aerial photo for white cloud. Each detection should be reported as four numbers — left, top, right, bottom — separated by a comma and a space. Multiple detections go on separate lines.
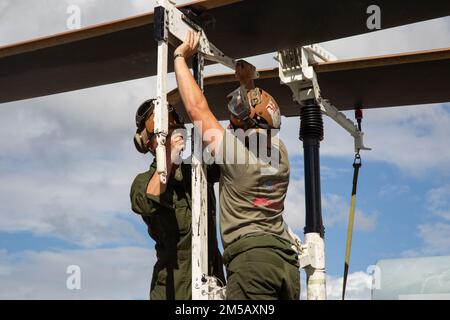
299, 271, 372, 300
378, 184, 410, 198
324, 194, 378, 232
417, 223, 450, 256
402, 222, 450, 258
321, 165, 352, 180
282, 103, 450, 177
326, 271, 372, 300
402, 184, 450, 257
1, 0, 196, 237
427, 185, 450, 221
0, 247, 156, 299
284, 178, 377, 233
0, 0, 197, 46
0, 0, 12, 18
283, 178, 306, 231
0, 0, 152, 45
361, 104, 450, 176
0, 80, 156, 247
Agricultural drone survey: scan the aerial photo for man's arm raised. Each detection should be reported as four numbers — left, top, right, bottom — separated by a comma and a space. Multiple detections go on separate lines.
174, 31, 224, 155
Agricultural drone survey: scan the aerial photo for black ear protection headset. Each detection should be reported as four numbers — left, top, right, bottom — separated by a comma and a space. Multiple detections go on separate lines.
133, 99, 185, 154
134, 99, 156, 155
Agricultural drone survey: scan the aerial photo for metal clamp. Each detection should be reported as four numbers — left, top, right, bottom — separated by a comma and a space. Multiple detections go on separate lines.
278, 44, 371, 153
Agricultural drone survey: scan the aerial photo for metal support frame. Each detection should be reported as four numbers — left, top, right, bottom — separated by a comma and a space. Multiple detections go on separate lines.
278, 45, 371, 153
191, 53, 225, 300
154, 0, 236, 185
191, 53, 209, 300
154, 2, 170, 185
154, 0, 233, 300
278, 44, 371, 300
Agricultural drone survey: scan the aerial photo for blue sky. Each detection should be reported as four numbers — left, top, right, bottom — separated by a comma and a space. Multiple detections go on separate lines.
0, 0, 449, 299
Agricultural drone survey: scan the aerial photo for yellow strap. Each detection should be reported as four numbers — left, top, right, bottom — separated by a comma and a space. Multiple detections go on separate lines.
345, 194, 357, 265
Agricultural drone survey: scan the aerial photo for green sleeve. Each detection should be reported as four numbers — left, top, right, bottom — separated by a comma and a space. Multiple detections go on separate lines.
130, 171, 171, 216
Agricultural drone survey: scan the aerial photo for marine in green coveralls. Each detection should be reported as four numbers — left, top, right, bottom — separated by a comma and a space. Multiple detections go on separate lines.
173, 32, 300, 300
130, 100, 225, 300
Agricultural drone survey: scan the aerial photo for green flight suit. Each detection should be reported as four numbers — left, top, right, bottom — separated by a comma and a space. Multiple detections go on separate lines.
130, 161, 225, 300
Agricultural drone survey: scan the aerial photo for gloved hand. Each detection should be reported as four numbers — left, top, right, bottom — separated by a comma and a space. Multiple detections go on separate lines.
170, 132, 185, 165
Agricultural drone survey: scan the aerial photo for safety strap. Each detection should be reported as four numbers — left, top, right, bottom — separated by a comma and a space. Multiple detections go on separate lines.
342, 151, 362, 299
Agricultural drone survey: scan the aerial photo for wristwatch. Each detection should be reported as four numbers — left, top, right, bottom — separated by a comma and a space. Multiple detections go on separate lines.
174, 53, 185, 60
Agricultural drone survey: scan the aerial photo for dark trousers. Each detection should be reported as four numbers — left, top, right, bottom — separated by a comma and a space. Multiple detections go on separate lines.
226, 247, 300, 300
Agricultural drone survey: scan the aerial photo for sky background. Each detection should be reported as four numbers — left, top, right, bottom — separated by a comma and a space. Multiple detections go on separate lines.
0, 0, 449, 300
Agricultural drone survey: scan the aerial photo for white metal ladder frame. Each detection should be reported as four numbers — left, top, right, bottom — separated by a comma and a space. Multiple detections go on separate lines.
154, 0, 234, 300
